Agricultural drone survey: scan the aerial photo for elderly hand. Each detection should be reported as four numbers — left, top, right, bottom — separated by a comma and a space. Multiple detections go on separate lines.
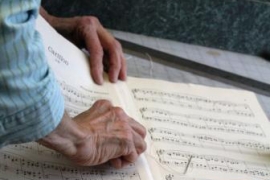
40, 8, 126, 85
39, 100, 147, 168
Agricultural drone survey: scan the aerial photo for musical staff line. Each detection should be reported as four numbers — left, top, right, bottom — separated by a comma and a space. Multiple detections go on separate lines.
140, 108, 265, 137
59, 81, 111, 109
0, 149, 141, 180
148, 127, 270, 154
156, 149, 270, 179
132, 89, 254, 117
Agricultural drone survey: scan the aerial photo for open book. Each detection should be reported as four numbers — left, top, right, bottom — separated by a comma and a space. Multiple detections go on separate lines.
1, 16, 270, 180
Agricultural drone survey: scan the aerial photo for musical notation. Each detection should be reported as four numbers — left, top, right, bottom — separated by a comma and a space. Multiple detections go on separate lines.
156, 149, 270, 179
8, 143, 63, 159
131, 87, 270, 179
165, 174, 174, 180
59, 81, 111, 109
0, 144, 142, 180
148, 128, 270, 154
57, 80, 114, 117
65, 106, 84, 118
140, 108, 264, 137
132, 89, 254, 117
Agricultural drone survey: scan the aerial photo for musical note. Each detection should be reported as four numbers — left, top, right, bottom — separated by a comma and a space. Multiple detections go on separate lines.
165, 174, 174, 180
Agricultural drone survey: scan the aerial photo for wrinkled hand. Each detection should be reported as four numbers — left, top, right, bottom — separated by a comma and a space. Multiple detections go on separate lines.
40, 8, 126, 85
73, 100, 147, 168
39, 100, 147, 168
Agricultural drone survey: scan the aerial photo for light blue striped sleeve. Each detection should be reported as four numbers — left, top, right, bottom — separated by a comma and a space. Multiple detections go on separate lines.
0, 0, 65, 147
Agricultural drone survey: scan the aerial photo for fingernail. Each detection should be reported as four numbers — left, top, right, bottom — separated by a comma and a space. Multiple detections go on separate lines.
94, 76, 103, 85
98, 77, 103, 85
109, 74, 117, 83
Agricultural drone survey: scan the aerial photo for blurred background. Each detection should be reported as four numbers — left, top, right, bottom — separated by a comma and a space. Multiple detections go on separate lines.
42, 0, 270, 56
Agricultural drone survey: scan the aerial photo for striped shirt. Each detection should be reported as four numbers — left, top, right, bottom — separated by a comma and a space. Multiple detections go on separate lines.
0, 0, 64, 147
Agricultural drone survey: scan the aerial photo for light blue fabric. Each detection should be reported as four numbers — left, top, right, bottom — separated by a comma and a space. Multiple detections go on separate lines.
0, 0, 65, 147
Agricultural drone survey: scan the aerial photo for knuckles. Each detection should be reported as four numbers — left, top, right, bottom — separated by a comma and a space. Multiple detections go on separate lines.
93, 99, 112, 107
139, 141, 147, 154
111, 107, 126, 118
107, 39, 123, 53
109, 40, 122, 50
89, 101, 147, 156
79, 16, 100, 26
141, 126, 147, 138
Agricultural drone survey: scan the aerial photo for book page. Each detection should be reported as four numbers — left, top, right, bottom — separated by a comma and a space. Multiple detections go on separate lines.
0, 16, 153, 180
36, 15, 122, 115
0, 143, 151, 180
127, 77, 270, 180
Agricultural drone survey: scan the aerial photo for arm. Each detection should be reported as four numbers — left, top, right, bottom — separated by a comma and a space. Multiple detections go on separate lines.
38, 8, 145, 167
0, 0, 64, 147
0, 1, 146, 168
40, 7, 127, 85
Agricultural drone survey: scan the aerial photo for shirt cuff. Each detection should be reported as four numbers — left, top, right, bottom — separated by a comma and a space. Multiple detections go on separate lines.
0, 74, 65, 148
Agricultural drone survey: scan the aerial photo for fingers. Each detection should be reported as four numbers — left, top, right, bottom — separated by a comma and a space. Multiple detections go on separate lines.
128, 118, 147, 139
78, 16, 127, 84
93, 106, 146, 168
110, 158, 122, 169
110, 157, 136, 169
119, 54, 127, 81
106, 41, 127, 82
109, 111, 146, 169
131, 128, 147, 155
78, 17, 104, 85
100, 106, 146, 140
110, 127, 146, 169
107, 107, 146, 139
97, 23, 126, 83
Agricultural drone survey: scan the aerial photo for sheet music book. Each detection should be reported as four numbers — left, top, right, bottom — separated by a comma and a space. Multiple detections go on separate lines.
1, 16, 270, 180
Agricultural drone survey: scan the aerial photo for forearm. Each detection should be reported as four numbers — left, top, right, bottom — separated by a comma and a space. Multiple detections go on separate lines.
38, 111, 87, 157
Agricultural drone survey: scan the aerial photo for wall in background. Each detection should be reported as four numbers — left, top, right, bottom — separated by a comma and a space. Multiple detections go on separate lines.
42, 0, 270, 56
